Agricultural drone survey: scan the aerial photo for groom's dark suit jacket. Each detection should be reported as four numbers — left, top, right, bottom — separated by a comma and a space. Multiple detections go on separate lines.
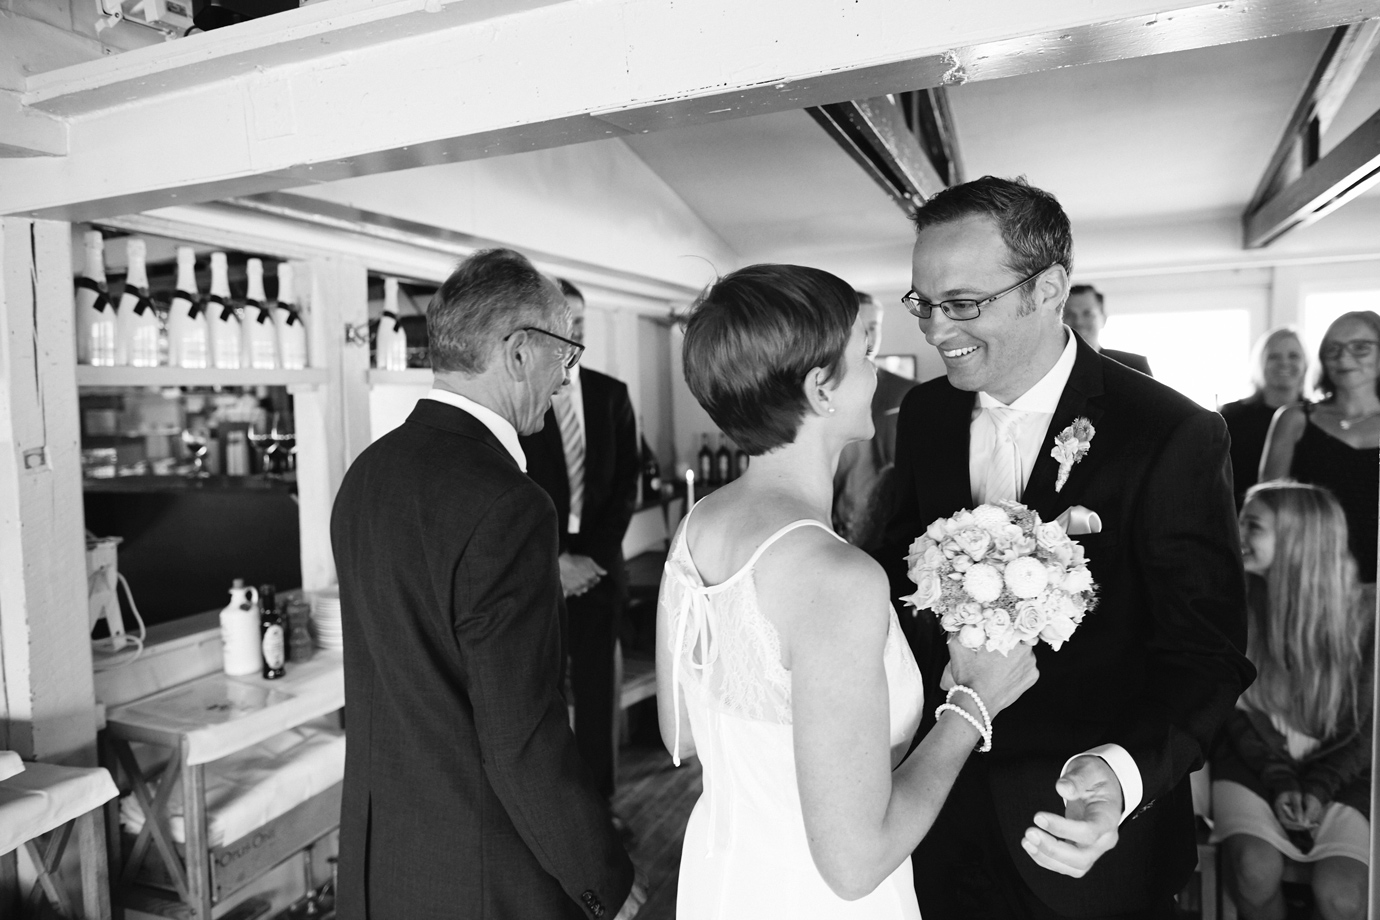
880, 335, 1253, 918
331, 399, 633, 920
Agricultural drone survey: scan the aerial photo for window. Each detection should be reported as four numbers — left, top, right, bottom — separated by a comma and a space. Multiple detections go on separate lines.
1101, 309, 1252, 409
1303, 290, 1380, 353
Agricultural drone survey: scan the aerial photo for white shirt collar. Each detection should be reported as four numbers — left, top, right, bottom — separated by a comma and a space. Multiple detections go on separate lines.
424, 387, 527, 471
977, 327, 1078, 413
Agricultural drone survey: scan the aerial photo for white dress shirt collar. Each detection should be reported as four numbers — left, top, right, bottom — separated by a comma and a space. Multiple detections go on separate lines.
978, 327, 1078, 412
424, 387, 527, 471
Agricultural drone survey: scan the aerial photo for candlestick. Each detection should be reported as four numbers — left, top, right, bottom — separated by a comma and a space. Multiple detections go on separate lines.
685, 468, 695, 507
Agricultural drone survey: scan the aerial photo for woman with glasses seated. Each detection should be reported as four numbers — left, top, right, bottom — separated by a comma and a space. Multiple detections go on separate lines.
1260, 311, 1380, 582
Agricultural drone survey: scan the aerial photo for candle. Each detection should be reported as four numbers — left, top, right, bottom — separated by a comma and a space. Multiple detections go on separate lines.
685, 468, 695, 507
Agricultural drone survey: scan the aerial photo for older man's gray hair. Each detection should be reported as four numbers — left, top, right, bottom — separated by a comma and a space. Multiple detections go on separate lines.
426, 248, 566, 375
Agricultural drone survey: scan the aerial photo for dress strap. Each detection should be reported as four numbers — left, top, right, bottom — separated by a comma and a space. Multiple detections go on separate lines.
739, 519, 843, 573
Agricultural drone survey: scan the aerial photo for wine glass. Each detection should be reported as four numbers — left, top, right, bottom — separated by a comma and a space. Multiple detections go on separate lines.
180, 426, 209, 477
248, 416, 274, 476
270, 411, 296, 474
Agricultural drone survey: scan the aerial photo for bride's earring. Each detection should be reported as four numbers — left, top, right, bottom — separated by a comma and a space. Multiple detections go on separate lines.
828, 407, 836, 414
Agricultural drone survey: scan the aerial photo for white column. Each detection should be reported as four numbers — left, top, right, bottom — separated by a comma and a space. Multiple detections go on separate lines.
0, 217, 96, 763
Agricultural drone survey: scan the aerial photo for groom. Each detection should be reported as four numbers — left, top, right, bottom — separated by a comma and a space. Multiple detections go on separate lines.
880, 177, 1254, 919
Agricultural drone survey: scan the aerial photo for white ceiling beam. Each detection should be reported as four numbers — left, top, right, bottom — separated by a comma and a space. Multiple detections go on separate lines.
0, 93, 68, 157
1243, 107, 1380, 249
3, 0, 1379, 221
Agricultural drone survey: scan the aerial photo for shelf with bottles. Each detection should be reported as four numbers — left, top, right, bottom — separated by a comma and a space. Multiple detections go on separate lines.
80, 386, 298, 483
73, 228, 313, 381
366, 273, 433, 382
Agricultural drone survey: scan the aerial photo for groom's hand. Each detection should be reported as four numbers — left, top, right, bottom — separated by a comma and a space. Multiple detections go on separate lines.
1021, 755, 1122, 877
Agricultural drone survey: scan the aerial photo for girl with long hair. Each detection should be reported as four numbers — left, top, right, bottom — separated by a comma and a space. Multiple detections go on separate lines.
1212, 481, 1373, 920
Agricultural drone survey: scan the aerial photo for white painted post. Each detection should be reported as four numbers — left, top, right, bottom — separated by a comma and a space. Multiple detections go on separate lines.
0, 217, 97, 764
293, 257, 370, 592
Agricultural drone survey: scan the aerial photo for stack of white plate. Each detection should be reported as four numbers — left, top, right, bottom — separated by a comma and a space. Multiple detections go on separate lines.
310, 588, 343, 650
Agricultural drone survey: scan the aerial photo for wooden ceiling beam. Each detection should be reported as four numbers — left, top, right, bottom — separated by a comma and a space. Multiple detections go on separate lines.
807, 96, 946, 214
3, 0, 1379, 221
1243, 107, 1380, 249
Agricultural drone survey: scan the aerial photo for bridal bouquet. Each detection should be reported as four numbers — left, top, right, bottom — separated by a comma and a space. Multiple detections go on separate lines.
903, 501, 1097, 655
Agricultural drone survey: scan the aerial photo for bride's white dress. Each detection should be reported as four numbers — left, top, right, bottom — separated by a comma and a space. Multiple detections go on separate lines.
662, 515, 925, 920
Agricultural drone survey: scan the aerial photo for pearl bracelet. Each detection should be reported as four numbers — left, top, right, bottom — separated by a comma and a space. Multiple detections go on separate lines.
946, 685, 991, 732
934, 703, 992, 752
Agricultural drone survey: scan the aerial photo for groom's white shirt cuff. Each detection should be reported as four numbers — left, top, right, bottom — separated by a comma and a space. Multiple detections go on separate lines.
1063, 744, 1142, 823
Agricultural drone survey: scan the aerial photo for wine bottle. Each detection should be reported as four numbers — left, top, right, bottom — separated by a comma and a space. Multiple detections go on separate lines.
75, 230, 117, 366
207, 252, 242, 370
120, 238, 161, 368
376, 277, 408, 371
735, 442, 749, 479
275, 263, 309, 370
642, 443, 662, 501
716, 434, 733, 483
259, 584, 286, 679
242, 258, 278, 369
167, 247, 208, 369
697, 433, 714, 484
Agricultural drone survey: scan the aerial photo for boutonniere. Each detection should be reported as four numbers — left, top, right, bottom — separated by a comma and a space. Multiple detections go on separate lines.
1051, 417, 1095, 493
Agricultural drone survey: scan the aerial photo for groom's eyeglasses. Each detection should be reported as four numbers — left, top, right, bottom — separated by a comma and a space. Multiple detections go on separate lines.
901, 265, 1053, 321
505, 326, 585, 369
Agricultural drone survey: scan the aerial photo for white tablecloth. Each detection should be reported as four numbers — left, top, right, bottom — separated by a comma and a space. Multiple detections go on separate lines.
0, 750, 24, 782
0, 761, 118, 856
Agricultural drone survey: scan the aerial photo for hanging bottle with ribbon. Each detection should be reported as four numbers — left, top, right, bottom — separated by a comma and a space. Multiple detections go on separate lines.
274, 263, 309, 370
75, 230, 117, 366
167, 247, 208, 369
207, 252, 242, 370
376, 277, 408, 371
243, 258, 278, 369
119, 238, 161, 367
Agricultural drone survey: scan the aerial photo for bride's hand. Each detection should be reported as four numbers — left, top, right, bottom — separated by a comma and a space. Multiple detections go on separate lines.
945, 639, 1039, 716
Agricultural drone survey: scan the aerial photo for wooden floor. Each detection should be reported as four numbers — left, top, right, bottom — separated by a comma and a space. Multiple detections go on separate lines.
612, 738, 702, 920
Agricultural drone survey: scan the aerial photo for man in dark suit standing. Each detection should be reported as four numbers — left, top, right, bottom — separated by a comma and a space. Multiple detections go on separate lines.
833, 290, 920, 554
1064, 284, 1153, 376
521, 279, 639, 800
881, 177, 1252, 919
332, 249, 641, 920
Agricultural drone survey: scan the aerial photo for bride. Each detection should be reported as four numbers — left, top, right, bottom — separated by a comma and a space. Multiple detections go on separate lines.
656, 264, 1039, 918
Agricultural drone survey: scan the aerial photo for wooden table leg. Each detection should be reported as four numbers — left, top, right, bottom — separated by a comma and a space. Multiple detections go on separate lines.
79, 809, 113, 920
181, 750, 213, 920
0, 848, 19, 919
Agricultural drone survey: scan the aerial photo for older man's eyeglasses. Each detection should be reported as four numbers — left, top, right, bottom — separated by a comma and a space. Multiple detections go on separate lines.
901, 265, 1052, 321
506, 326, 585, 369
1320, 340, 1379, 361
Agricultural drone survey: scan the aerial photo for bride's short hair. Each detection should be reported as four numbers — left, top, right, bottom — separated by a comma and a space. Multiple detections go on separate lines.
682, 264, 858, 455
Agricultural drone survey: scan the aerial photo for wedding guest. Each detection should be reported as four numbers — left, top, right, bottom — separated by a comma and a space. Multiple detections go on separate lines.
832, 290, 920, 553
1260, 311, 1380, 582
1064, 284, 1152, 375
1212, 481, 1372, 920
332, 249, 641, 920
1220, 327, 1308, 508
521, 278, 640, 801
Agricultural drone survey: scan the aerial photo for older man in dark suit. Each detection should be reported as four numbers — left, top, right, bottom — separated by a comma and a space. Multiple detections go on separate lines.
332, 249, 641, 920
521, 279, 639, 800
881, 178, 1252, 919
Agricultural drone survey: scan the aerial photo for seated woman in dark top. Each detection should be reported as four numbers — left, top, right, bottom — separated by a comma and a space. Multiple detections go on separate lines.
1220, 327, 1306, 509
1212, 482, 1372, 920
1260, 311, 1380, 583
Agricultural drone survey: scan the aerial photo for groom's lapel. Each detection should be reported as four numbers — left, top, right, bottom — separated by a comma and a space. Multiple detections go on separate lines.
930, 383, 977, 517
1022, 338, 1106, 519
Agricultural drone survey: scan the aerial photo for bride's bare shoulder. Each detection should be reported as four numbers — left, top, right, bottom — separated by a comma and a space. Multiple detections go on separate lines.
754, 529, 891, 651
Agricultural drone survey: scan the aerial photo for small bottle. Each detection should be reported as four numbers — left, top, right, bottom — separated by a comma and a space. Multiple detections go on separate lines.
167, 247, 208, 369
697, 433, 714, 485
716, 435, 733, 483
375, 277, 408, 371
243, 258, 278, 369
274, 263, 309, 370
120, 238, 161, 367
207, 252, 242, 369
220, 579, 262, 676
75, 230, 118, 366
260, 584, 286, 679
287, 598, 314, 663
225, 427, 250, 476
735, 442, 749, 479
642, 444, 661, 501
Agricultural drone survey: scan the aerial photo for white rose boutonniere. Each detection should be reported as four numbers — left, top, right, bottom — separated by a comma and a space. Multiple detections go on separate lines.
1051, 417, 1095, 493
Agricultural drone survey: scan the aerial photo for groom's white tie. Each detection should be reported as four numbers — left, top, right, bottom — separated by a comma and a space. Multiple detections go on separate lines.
985, 406, 1024, 503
